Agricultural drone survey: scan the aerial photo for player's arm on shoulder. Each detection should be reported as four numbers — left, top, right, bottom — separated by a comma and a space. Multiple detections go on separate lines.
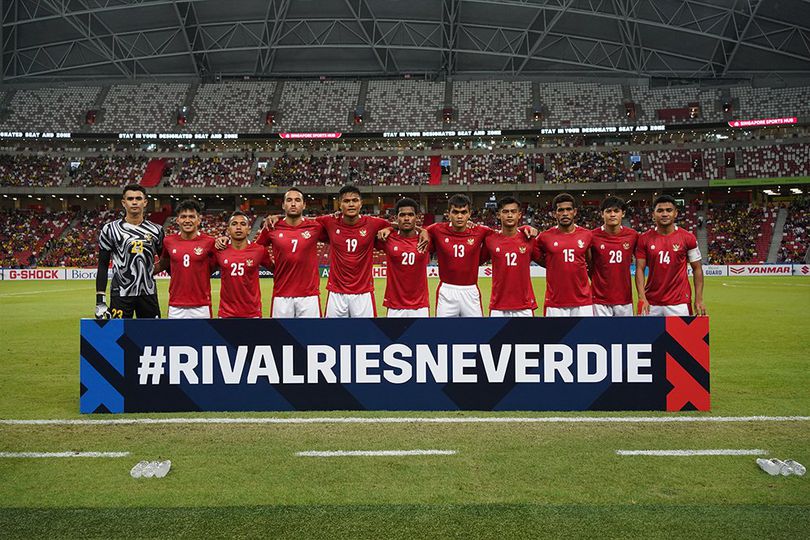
530, 236, 545, 266
94, 249, 112, 319
255, 227, 271, 247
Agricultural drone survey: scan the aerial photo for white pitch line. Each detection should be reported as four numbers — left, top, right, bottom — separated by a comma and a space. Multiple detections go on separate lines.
297, 450, 456, 457
0, 287, 88, 297
0, 451, 130, 458
0, 416, 808, 426
617, 449, 768, 456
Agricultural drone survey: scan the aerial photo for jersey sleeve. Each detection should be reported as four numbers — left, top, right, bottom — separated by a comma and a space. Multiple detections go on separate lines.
368, 216, 392, 233
261, 246, 273, 269
98, 223, 113, 251
156, 227, 165, 252
315, 215, 332, 243
635, 234, 647, 260
255, 227, 271, 247
686, 232, 701, 262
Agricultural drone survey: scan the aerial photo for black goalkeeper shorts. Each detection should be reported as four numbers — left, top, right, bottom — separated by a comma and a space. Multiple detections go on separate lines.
110, 294, 161, 319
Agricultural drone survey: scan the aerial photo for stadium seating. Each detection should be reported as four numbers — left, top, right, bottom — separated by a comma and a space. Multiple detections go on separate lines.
190, 81, 276, 133
453, 81, 532, 129
274, 81, 360, 132
261, 154, 349, 187
735, 143, 810, 178
0, 209, 72, 267
630, 86, 722, 123
364, 80, 445, 131
538, 82, 624, 126
0, 86, 100, 132
778, 198, 809, 263
170, 156, 253, 187
544, 150, 631, 183
39, 209, 113, 267
0, 154, 67, 187
356, 156, 431, 186
90, 83, 189, 132
70, 155, 149, 187
731, 85, 810, 120
706, 203, 776, 263
451, 154, 532, 184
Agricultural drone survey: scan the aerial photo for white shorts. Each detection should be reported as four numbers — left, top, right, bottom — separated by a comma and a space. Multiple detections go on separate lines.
272, 295, 321, 318
325, 292, 376, 318
544, 305, 594, 317
168, 305, 211, 319
436, 283, 483, 317
593, 303, 633, 317
490, 309, 534, 318
648, 304, 690, 316
387, 307, 429, 318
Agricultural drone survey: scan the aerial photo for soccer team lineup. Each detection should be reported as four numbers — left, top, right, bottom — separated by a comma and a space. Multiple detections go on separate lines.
95, 183, 707, 321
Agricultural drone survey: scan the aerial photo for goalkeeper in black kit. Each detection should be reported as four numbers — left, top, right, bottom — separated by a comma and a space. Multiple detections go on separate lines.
95, 184, 165, 319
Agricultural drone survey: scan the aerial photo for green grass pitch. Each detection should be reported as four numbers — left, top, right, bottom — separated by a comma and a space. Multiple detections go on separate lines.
0, 276, 808, 538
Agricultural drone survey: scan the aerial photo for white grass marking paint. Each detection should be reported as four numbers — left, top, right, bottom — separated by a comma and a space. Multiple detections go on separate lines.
296, 450, 457, 457
617, 449, 768, 456
0, 451, 130, 458
0, 416, 808, 426
0, 287, 88, 297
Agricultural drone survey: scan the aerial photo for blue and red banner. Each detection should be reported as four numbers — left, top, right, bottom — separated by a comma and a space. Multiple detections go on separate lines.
80, 317, 710, 413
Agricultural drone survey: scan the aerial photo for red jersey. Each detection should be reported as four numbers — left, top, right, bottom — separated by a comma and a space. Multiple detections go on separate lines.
215, 243, 272, 318
376, 232, 430, 310
256, 219, 322, 298
635, 226, 699, 306
317, 215, 390, 294
590, 226, 638, 306
161, 233, 216, 307
484, 231, 538, 311
534, 226, 592, 308
427, 222, 493, 286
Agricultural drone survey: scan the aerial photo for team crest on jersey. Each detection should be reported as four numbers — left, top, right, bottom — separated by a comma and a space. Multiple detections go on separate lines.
335, 229, 341, 234
672, 243, 681, 251
445, 238, 450, 243
519, 246, 527, 254
279, 233, 284, 238
467, 238, 475, 245
145, 233, 153, 243
623, 242, 630, 250
359, 229, 367, 237
301, 231, 311, 239
172, 249, 177, 254
600, 244, 605, 250
553, 241, 559, 247
577, 239, 584, 249
393, 246, 399, 251
246, 258, 254, 267
193, 247, 203, 256
650, 244, 656, 250
495, 247, 501, 253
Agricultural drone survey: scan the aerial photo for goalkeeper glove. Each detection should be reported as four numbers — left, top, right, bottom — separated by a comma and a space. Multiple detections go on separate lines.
95, 302, 111, 320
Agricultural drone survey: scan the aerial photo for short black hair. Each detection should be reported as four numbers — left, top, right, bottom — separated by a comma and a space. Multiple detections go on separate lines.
176, 199, 202, 215
338, 184, 361, 199
122, 183, 146, 198
496, 196, 521, 211
653, 194, 678, 209
228, 210, 249, 223
552, 193, 576, 209
395, 197, 420, 214
284, 187, 305, 199
600, 196, 626, 212
447, 193, 471, 210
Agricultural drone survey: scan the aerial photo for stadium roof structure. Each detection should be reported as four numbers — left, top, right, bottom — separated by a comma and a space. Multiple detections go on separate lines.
2, 0, 810, 84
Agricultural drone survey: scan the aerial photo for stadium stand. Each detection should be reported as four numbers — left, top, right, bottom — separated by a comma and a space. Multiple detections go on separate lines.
170, 156, 253, 188
630, 86, 722, 123
731, 85, 810, 120
364, 80, 445, 131
356, 156, 431, 186
0, 209, 71, 267
190, 81, 276, 133
640, 148, 722, 182
0, 154, 67, 187
90, 83, 189, 132
544, 150, 630, 183
274, 81, 360, 132
70, 155, 148, 187
706, 203, 776, 263
777, 198, 809, 263
39, 209, 113, 267
261, 154, 348, 187
538, 82, 624, 126
0, 86, 100, 132
453, 81, 532, 130
451, 154, 532, 184
735, 143, 810, 178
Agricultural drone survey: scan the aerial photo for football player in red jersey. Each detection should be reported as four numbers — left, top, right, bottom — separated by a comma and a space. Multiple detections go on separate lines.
635, 195, 706, 316
316, 185, 391, 318
426, 194, 494, 317
590, 196, 638, 316
154, 199, 216, 318
482, 197, 537, 317
533, 193, 593, 317
375, 198, 431, 317
214, 211, 273, 318
255, 187, 323, 318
